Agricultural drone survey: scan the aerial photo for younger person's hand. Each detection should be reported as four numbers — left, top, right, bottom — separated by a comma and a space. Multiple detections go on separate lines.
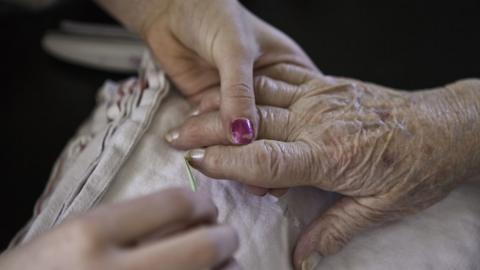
97, 0, 317, 147
0, 188, 239, 270
96, 0, 317, 196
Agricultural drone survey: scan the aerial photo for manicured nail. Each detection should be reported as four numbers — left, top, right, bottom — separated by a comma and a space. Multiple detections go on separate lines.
231, 118, 254, 144
164, 129, 179, 143
189, 107, 200, 116
301, 252, 323, 270
186, 149, 205, 161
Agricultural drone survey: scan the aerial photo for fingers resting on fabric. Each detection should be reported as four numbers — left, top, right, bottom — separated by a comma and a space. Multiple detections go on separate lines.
0, 188, 239, 270
166, 63, 478, 268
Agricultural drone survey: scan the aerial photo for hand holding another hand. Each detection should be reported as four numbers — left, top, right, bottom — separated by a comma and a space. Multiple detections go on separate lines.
97, 0, 318, 195
166, 64, 480, 268
130, 0, 317, 143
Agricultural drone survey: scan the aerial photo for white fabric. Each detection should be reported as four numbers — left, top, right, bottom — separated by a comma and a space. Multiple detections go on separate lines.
11, 58, 168, 246
103, 93, 480, 270
14, 55, 480, 270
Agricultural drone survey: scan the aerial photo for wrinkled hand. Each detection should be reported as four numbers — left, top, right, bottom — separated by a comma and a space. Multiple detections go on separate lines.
97, 0, 317, 195
0, 188, 239, 270
165, 64, 480, 268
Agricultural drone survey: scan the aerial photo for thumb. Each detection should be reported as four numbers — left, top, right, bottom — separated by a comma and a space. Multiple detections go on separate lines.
293, 196, 388, 269
216, 47, 258, 145
185, 140, 314, 188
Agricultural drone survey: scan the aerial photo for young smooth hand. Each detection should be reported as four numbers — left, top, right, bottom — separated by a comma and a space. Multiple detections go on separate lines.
165, 64, 480, 269
0, 188, 239, 270
96, 0, 317, 145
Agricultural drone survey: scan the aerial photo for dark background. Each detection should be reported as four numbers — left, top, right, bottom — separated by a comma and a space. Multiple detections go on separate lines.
1, 0, 479, 250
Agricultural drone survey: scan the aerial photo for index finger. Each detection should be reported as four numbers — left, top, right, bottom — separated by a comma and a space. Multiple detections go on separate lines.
122, 225, 239, 270
186, 140, 317, 189
84, 187, 218, 244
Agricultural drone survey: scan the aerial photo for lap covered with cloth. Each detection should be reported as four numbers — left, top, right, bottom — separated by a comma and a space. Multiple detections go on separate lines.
11, 56, 480, 270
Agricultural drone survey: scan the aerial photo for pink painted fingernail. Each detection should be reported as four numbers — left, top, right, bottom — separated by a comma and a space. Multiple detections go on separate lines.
231, 118, 254, 144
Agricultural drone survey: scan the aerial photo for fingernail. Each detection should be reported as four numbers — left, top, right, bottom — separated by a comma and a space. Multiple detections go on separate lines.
231, 118, 254, 145
189, 107, 200, 116
164, 129, 179, 143
186, 149, 205, 161
301, 252, 323, 270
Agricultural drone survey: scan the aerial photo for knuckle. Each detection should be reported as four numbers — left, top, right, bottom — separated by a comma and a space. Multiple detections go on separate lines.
181, 120, 202, 142
164, 187, 196, 217
183, 226, 218, 265
204, 146, 227, 177
65, 218, 101, 250
165, 187, 217, 220
251, 142, 269, 179
199, 91, 221, 111
302, 144, 321, 184
254, 76, 269, 92
225, 82, 254, 100
314, 212, 354, 256
273, 63, 290, 73
226, 42, 254, 59
181, 121, 196, 136
290, 87, 305, 105
316, 198, 383, 256
316, 224, 349, 256
194, 226, 238, 265
256, 107, 265, 136
254, 141, 282, 182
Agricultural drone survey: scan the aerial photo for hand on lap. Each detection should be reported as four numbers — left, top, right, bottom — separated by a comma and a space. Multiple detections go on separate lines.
166, 63, 479, 269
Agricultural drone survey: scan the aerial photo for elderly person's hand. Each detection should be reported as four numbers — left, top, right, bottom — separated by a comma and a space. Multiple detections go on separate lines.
96, 0, 316, 145
0, 188, 239, 270
165, 64, 480, 268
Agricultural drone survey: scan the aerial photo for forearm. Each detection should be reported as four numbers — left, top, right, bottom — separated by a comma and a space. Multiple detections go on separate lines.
414, 79, 480, 182
94, 0, 171, 37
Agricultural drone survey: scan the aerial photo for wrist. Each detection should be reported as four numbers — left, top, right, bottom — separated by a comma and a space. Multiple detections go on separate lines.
444, 80, 480, 179
413, 79, 480, 181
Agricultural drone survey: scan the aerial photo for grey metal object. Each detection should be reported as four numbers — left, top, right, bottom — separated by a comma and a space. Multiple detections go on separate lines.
42, 21, 147, 73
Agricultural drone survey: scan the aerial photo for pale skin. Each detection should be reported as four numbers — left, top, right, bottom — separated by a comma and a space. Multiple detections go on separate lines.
3, 1, 479, 269
95, 0, 317, 195
2, 1, 314, 269
165, 64, 480, 268
96, 0, 480, 267
0, 188, 240, 270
